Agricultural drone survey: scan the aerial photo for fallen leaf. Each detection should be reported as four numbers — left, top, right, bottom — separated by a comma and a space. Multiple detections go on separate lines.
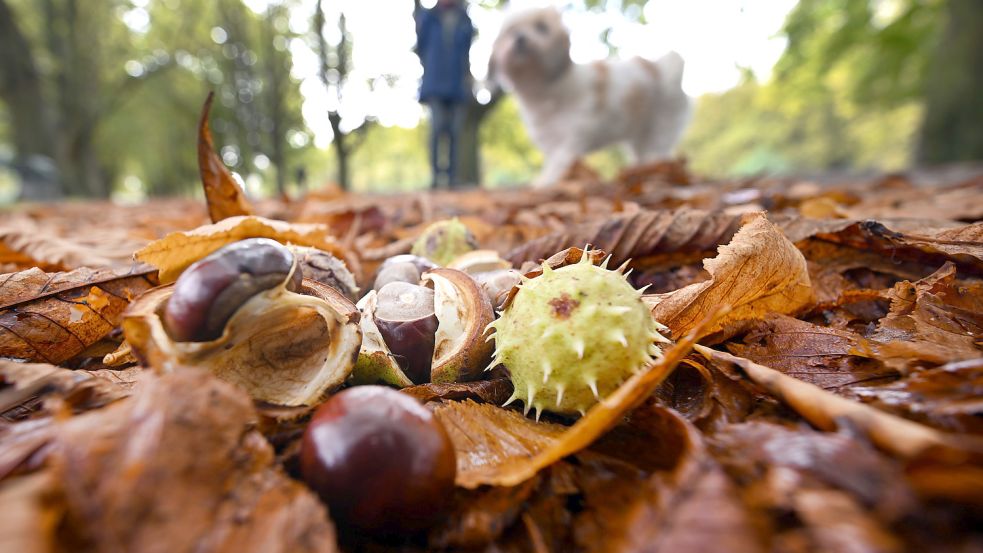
0, 360, 137, 421
813, 221, 983, 276
727, 314, 895, 390
9, 370, 338, 552
866, 263, 983, 371
696, 347, 981, 461
436, 310, 710, 488
0, 266, 158, 364
401, 378, 513, 405
848, 358, 983, 434
505, 209, 746, 270
709, 421, 914, 513
572, 406, 765, 553
134, 215, 358, 283
0, 473, 60, 553
0, 219, 144, 271
198, 92, 253, 223
644, 216, 813, 341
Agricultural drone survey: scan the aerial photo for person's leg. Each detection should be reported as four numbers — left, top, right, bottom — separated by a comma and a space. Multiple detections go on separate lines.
446, 101, 467, 187
428, 100, 448, 188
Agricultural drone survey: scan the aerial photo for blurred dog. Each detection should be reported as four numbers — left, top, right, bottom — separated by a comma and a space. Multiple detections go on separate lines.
490, 7, 691, 186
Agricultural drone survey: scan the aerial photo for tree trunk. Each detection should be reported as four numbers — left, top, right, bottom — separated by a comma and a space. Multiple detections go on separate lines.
917, 0, 983, 164
0, 0, 61, 200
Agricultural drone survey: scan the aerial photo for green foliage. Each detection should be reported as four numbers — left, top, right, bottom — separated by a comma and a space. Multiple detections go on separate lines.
1, 0, 312, 199
480, 96, 541, 187
777, 0, 943, 108
682, 0, 944, 176
349, 124, 430, 193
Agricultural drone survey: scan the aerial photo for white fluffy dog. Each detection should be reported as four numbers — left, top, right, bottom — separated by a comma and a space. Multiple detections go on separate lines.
490, 6, 692, 186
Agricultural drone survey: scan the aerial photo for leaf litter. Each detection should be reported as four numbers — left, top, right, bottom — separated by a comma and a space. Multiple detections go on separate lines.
0, 108, 981, 551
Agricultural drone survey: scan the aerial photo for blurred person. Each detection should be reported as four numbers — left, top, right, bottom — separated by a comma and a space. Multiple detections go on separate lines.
416, 0, 474, 188
490, 7, 691, 187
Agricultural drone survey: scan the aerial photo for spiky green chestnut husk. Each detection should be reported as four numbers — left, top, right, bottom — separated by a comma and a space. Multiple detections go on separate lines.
411, 218, 477, 266
488, 252, 670, 418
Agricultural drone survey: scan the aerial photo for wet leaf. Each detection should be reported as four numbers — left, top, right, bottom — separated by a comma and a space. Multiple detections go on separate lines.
0, 266, 158, 364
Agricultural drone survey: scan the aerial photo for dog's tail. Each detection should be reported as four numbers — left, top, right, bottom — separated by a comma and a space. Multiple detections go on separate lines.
656, 51, 685, 92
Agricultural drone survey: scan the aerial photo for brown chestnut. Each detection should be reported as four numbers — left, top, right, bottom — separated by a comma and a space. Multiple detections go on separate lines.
472, 269, 523, 310
299, 386, 456, 535
289, 245, 359, 301
375, 282, 438, 384
163, 238, 301, 342
373, 254, 437, 291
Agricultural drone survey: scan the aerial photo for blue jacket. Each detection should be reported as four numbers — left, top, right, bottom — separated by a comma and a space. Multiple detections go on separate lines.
416, 6, 474, 103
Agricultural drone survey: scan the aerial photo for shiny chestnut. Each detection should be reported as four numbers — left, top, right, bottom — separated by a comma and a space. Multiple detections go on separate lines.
163, 238, 301, 342
299, 386, 456, 535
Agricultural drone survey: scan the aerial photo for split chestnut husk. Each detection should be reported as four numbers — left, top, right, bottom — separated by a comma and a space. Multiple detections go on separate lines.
352, 268, 494, 386
124, 277, 361, 408
424, 268, 495, 384
375, 282, 439, 384
350, 290, 416, 388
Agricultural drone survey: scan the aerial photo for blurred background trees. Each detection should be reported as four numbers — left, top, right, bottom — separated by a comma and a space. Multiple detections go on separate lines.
0, 0, 979, 201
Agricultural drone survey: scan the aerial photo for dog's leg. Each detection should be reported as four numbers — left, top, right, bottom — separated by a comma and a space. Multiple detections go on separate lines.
634, 96, 693, 164
534, 147, 580, 187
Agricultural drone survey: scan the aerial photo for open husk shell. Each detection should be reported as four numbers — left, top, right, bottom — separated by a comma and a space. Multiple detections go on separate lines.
424, 268, 495, 384
123, 278, 361, 408
350, 290, 415, 388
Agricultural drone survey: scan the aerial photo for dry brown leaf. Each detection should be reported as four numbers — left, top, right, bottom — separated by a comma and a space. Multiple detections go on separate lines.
0, 472, 60, 553
434, 401, 567, 486
727, 314, 895, 390
436, 312, 710, 489
866, 263, 983, 371
0, 360, 138, 421
843, 177, 983, 222
697, 347, 980, 460
198, 92, 253, 223
812, 220, 983, 276
573, 406, 765, 553
505, 208, 746, 269
644, 216, 813, 341
9, 370, 338, 553
848, 359, 983, 434
134, 215, 357, 282
401, 378, 513, 405
0, 219, 144, 271
0, 266, 158, 364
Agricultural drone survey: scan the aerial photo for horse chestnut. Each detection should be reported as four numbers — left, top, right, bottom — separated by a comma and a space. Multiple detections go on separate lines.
290, 246, 359, 301
163, 238, 301, 342
375, 282, 439, 384
299, 386, 456, 535
373, 254, 437, 291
